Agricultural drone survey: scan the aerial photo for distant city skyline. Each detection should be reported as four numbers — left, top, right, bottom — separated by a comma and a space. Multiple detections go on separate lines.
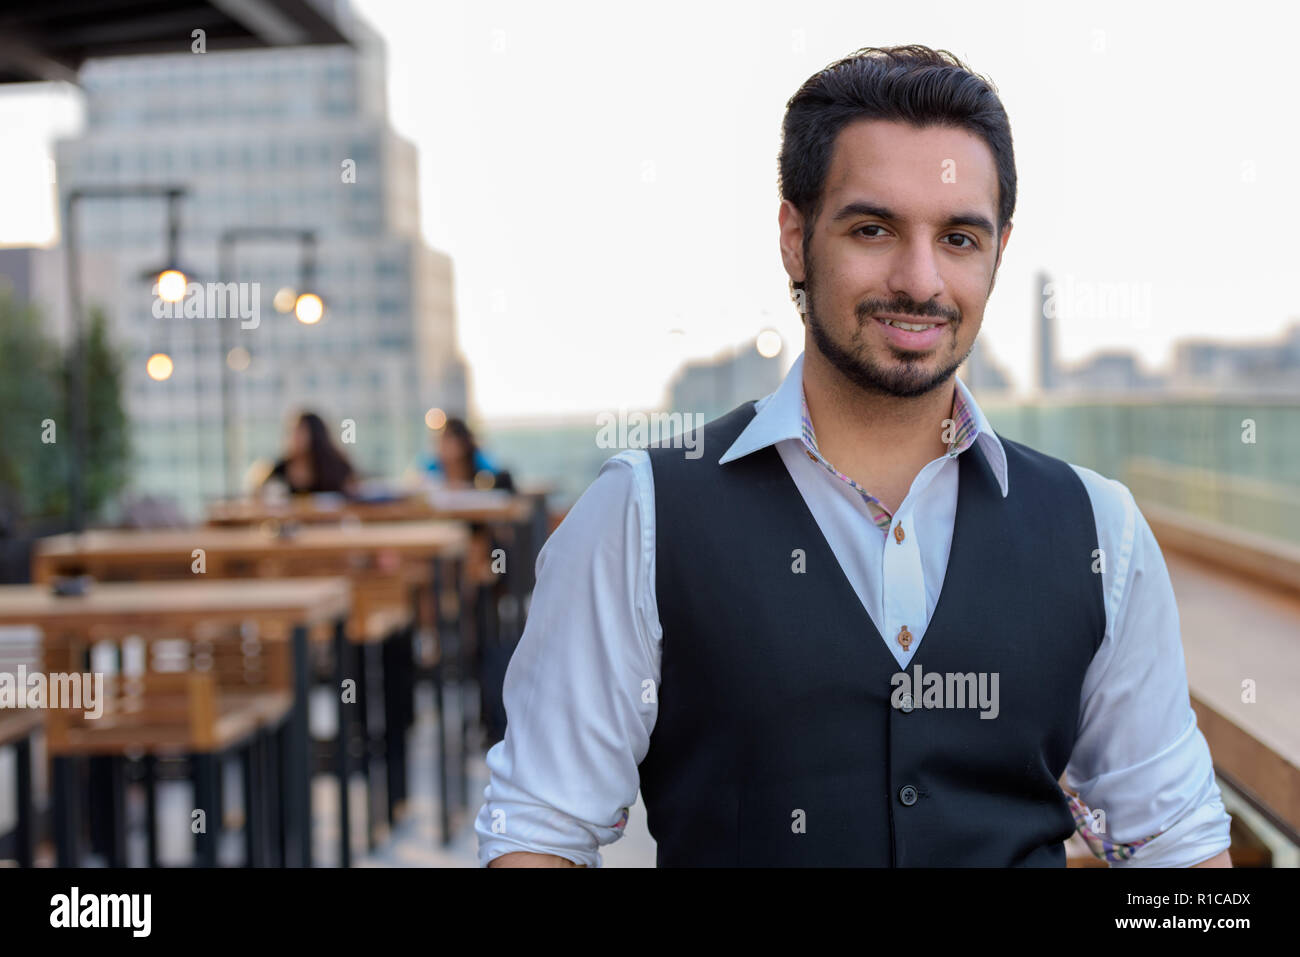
2, 0, 1298, 418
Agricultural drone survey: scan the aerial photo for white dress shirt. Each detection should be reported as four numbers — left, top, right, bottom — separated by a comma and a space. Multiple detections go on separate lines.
475, 351, 1232, 867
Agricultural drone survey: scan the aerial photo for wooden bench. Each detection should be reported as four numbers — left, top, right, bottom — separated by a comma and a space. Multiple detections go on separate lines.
0, 578, 351, 868
42, 628, 296, 868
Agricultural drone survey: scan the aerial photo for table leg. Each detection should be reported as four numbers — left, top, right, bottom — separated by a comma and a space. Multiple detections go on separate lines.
383, 631, 401, 826
143, 754, 159, 868
432, 659, 450, 847
14, 735, 33, 867
192, 752, 219, 867
275, 723, 289, 867
454, 557, 469, 811
106, 757, 127, 867
356, 641, 377, 851
51, 755, 80, 867
333, 617, 352, 868
241, 740, 257, 867
431, 557, 455, 845
290, 622, 313, 867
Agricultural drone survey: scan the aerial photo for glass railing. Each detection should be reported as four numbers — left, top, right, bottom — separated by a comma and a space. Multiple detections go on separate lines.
981, 394, 1300, 545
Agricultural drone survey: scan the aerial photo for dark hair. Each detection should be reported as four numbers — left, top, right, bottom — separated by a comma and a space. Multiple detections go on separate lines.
441, 417, 479, 471
779, 45, 1016, 298
296, 411, 355, 493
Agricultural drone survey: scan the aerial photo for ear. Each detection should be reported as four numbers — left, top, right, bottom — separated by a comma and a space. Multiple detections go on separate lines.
778, 200, 808, 285
988, 220, 1013, 295
995, 220, 1013, 270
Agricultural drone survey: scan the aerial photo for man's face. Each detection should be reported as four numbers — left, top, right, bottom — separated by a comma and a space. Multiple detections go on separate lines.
780, 119, 1012, 398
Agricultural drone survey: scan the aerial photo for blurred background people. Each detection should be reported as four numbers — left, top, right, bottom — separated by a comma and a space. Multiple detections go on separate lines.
422, 417, 513, 492
262, 411, 359, 497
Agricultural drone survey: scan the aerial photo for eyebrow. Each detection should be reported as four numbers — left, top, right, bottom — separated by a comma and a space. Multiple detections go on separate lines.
829, 200, 996, 236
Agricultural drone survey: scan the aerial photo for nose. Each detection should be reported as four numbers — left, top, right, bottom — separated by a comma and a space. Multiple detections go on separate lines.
885, 236, 945, 307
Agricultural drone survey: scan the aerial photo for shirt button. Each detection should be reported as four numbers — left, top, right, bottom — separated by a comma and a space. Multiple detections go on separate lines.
899, 786, 918, 806
898, 693, 914, 713
896, 625, 913, 650
893, 523, 905, 544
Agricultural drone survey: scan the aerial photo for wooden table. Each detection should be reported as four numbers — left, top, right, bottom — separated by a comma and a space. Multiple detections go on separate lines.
205, 494, 532, 528
33, 520, 470, 582
31, 520, 473, 851
0, 578, 350, 868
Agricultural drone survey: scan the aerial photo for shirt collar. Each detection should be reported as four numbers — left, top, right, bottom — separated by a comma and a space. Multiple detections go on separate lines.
718, 350, 1009, 498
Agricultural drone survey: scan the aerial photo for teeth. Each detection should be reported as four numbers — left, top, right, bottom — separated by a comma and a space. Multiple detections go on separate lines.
882, 319, 935, 332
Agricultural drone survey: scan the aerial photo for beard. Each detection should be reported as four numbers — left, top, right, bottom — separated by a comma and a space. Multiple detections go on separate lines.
803, 258, 973, 400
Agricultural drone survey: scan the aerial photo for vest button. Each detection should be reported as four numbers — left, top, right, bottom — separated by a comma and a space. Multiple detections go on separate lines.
899, 785, 918, 806
898, 693, 914, 713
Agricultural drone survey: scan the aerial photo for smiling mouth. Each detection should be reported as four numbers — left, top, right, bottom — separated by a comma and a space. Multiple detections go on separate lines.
873, 314, 949, 331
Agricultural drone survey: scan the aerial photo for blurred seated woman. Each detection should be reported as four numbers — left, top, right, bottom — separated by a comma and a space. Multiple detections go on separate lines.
263, 411, 359, 497
425, 417, 513, 492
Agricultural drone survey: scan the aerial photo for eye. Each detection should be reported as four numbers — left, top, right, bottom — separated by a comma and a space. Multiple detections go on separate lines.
855, 224, 888, 238
943, 233, 977, 249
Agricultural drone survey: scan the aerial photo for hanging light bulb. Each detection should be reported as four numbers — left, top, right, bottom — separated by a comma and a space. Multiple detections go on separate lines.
156, 269, 188, 304
294, 292, 324, 325
146, 352, 174, 380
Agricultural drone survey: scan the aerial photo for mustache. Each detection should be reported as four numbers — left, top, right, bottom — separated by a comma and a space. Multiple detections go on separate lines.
856, 298, 960, 323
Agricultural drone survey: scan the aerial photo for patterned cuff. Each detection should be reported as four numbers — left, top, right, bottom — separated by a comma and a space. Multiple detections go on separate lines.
1067, 793, 1161, 863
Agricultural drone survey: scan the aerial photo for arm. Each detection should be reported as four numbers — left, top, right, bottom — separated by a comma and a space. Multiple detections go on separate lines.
1192, 849, 1232, 868
488, 852, 585, 868
1064, 469, 1233, 868
475, 450, 661, 868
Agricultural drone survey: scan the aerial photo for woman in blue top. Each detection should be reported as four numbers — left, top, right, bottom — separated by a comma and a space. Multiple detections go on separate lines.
424, 417, 512, 491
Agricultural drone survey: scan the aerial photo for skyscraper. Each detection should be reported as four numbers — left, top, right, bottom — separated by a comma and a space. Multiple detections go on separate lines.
50, 15, 467, 516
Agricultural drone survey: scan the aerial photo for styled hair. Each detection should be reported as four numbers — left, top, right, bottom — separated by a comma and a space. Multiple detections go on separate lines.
779, 45, 1017, 297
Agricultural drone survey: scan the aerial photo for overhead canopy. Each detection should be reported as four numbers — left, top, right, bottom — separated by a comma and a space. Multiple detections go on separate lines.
0, 0, 354, 84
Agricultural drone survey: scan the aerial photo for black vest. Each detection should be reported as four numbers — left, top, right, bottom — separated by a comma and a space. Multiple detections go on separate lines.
638, 401, 1106, 866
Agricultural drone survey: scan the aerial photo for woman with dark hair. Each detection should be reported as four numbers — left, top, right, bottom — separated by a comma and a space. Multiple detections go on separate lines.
426, 417, 513, 492
264, 411, 358, 496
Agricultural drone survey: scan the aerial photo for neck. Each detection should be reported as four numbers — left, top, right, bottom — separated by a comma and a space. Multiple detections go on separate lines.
801, 343, 957, 500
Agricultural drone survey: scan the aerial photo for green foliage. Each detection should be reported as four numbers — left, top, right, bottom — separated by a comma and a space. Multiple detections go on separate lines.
0, 286, 130, 527
79, 306, 131, 516
0, 285, 67, 524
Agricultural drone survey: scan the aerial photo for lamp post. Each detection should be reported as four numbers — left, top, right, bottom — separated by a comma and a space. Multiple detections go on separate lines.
63, 185, 190, 533
217, 227, 322, 497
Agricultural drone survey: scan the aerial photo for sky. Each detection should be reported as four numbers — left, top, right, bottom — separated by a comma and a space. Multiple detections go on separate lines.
2, 0, 1297, 420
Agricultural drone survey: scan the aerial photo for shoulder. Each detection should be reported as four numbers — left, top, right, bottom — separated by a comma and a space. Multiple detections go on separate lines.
559, 449, 653, 535
997, 435, 1133, 517
996, 434, 1141, 559
645, 402, 757, 477
1064, 462, 1139, 531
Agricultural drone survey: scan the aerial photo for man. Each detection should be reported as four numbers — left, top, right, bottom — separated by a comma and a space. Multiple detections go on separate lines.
476, 45, 1233, 867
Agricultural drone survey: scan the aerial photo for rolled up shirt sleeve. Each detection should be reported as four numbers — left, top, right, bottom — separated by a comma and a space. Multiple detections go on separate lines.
1066, 469, 1233, 867
475, 449, 660, 867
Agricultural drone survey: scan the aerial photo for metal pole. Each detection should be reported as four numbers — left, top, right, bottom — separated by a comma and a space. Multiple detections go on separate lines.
218, 226, 319, 499
61, 184, 189, 531
219, 234, 235, 498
